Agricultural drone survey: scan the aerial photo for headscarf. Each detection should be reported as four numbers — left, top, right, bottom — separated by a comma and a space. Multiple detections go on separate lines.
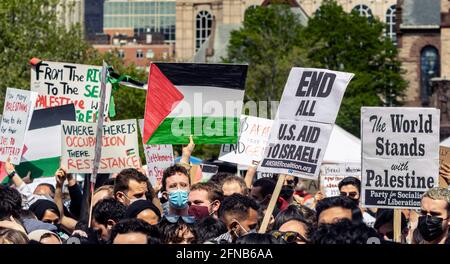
125, 200, 161, 220
29, 199, 60, 220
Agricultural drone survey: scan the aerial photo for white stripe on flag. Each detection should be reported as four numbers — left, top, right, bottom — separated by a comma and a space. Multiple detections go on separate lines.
22, 126, 61, 161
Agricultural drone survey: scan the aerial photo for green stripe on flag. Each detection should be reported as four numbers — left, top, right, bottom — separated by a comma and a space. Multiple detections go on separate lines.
15, 157, 61, 179
147, 117, 239, 144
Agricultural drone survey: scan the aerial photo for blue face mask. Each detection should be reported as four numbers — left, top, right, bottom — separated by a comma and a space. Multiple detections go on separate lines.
168, 189, 189, 209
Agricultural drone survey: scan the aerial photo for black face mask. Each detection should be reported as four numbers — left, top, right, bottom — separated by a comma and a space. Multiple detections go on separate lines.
280, 186, 294, 200
418, 215, 445, 242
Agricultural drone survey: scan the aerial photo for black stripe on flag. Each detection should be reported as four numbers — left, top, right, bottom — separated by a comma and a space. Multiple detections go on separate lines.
154, 63, 248, 90
28, 104, 76, 130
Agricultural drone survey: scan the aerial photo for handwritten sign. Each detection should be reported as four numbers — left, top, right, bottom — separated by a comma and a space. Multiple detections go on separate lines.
361, 107, 440, 209
31, 61, 111, 123
320, 163, 361, 198
259, 68, 353, 179
438, 146, 450, 188
219, 115, 273, 166
61, 119, 141, 173
0, 88, 37, 164
143, 144, 174, 186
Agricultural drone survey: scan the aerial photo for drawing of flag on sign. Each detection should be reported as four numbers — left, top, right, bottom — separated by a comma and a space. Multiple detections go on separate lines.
126, 149, 136, 156
143, 63, 248, 145
15, 104, 76, 178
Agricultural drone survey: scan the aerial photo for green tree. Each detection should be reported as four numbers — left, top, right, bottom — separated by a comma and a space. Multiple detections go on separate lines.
0, 0, 100, 110
225, 4, 308, 110
303, 0, 407, 135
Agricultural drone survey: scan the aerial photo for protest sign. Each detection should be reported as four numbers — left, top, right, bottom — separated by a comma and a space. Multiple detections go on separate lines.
361, 107, 440, 209
438, 146, 449, 188
138, 119, 174, 185
61, 119, 141, 173
143, 144, 174, 186
320, 163, 361, 198
259, 68, 353, 179
0, 88, 37, 164
219, 115, 273, 166
31, 60, 111, 123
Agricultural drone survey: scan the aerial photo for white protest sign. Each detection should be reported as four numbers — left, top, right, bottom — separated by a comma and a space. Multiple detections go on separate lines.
219, 115, 273, 166
61, 119, 141, 173
143, 144, 174, 185
277, 68, 353, 124
320, 163, 361, 198
138, 119, 174, 185
259, 68, 353, 179
0, 88, 37, 164
31, 61, 111, 123
361, 107, 439, 209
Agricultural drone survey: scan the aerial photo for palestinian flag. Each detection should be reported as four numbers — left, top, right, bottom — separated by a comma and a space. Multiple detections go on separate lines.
144, 63, 248, 145
15, 104, 76, 178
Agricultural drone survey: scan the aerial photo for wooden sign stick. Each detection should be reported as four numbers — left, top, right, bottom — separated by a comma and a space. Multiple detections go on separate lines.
393, 209, 402, 243
258, 174, 285, 234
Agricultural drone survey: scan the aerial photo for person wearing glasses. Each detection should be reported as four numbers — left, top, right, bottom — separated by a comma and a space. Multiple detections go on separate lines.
338, 176, 376, 228
158, 215, 197, 244
214, 194, 259, 243
271, 205, 313, 244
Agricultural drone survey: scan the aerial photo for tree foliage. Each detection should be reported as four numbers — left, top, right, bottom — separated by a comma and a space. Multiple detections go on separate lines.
226, 1, 407, 136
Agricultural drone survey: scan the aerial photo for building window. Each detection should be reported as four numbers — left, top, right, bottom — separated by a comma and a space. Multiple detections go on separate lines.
352, 4, 373, 18
195, 10, 213, 52
118, 49, 125, 58
136, 49, 144, 59
146, 49, 154, 59
386, 5, 396, 44
420, 46, 439, 106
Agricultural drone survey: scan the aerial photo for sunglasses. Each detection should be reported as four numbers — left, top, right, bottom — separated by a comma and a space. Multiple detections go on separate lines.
340, 192, 358, 199
271, 231, 308, 244
163, 215, 196, 224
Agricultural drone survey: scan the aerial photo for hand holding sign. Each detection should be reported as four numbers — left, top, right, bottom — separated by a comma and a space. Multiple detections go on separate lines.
55, 167, 67, 186
183, 135, 195, 156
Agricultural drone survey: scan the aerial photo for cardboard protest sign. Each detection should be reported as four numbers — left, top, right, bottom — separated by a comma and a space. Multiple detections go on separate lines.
0, 88, 37, 164
320, 163, 361, 198
31, 60, 111, 123
143, 144, 174, 186
219, 115, 273, 166
438, 146, 450, 188
61, 119, 141, 173
361, 107, 440, 209
259, 68, 353, 179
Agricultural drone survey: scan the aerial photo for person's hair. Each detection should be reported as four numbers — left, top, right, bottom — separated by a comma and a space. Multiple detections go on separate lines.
18, 209, 37, 220
28, 199, 60, 221
0, 185, 22, 221
311, 219, 380, 244
338, 176, 361, 193
92, 198, 126, 226
161, 164, 190, 192
190, 182, 224, 203
114, 168, 149, 195
94, 185, 114, 196
126, 200, 161, 220
208, 172, 233, 186
374, 209, 407, 231
422, 187, 450, 211
273, 205, 312, 232
100, 178, 116, 187
315, 196, 362, 223
39, 232, 61, 243
0, 228, 29, 244
109, 218, 160, 244
158, 217, 197, 244
218, 193, 260, 222
235, 233, 286, 244
252, 178, 276, 199
222, 176, 248, 195
36, 183, 56, 197
194, 216, 228, 243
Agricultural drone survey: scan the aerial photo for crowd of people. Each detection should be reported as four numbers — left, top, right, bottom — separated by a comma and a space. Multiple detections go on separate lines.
0, 142, 449, 245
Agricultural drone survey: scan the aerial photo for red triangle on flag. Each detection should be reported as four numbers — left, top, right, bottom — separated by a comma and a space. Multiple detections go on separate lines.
143, 63, 184, 143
